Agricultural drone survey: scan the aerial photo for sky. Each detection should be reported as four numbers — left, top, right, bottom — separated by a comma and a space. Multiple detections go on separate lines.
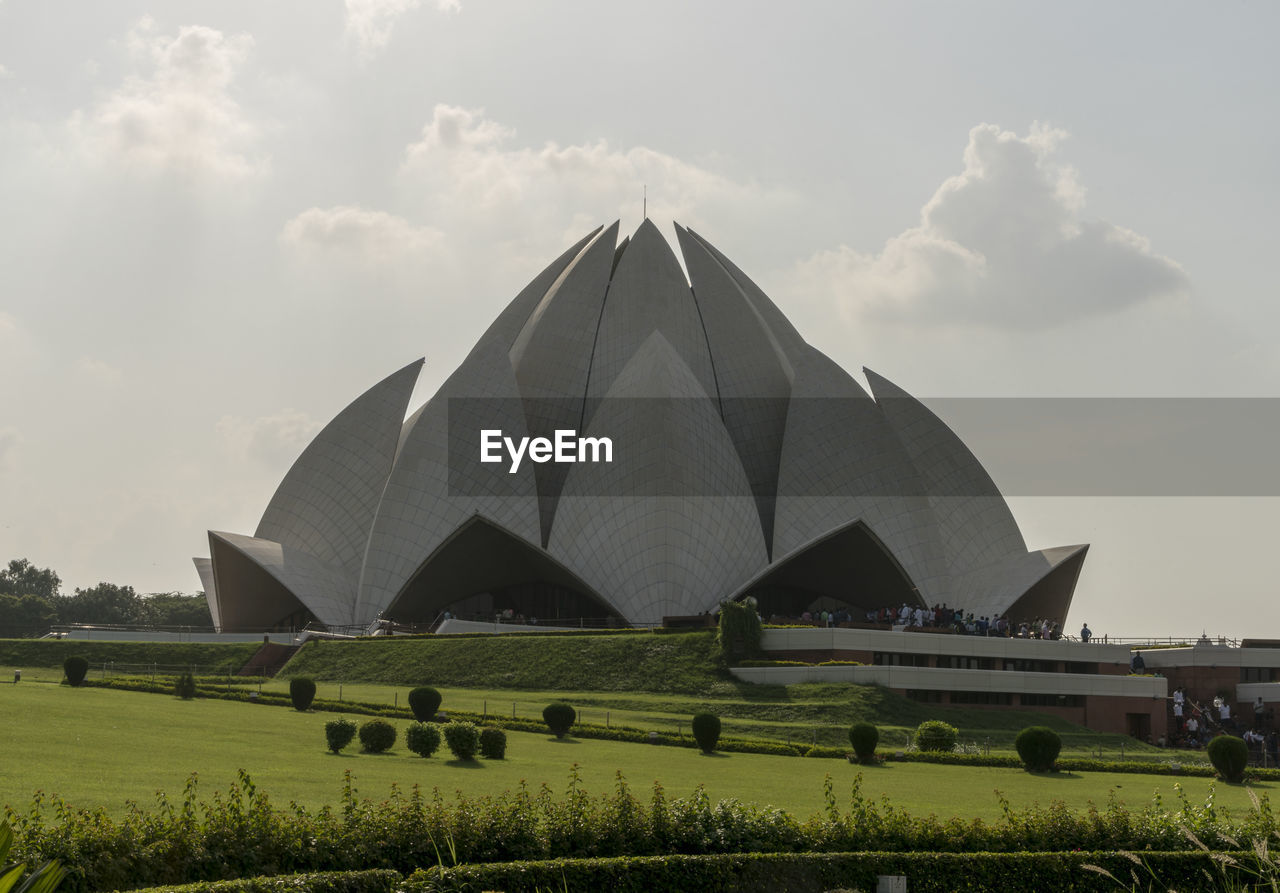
1, 1, 1277, 640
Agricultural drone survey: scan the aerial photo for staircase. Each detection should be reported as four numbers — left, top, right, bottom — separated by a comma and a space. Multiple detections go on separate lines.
237, 641, 301, 677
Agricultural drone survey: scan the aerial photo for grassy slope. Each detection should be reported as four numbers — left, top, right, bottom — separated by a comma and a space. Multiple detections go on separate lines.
275, 634, 1160, 757
0, 639, 260, 673
278, 632, 735, 694
0, 682, 1259, 822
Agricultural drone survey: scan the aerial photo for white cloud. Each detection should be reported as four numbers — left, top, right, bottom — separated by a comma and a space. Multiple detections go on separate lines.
76, 356, 124, 387
344, 0, 457, 58
788, 124, 1188, 329
69, 18, 262, 180
215, 410, 321, 468
0, 63, 10, 79
280, 205, 443, 264
399, 104, 793, 256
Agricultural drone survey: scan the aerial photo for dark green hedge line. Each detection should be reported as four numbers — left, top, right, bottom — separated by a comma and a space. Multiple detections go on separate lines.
128, 869, 401, 893
878, 749, 1270, 779
101, 850, 1275, 893
405, 850, 1263, 893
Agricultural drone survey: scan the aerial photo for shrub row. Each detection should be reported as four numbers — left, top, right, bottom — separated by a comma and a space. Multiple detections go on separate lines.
121, 850, 1274, 893
734, 659, 864, 667
735, 659, 814, 668
129, 869, 401, 893
405, 850, 1268, 893
10, 766, 1280, 893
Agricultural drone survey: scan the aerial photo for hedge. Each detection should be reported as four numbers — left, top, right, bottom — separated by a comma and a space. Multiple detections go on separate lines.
11, 764, 1280, 893
114, 850, 1277, 893
129, 869, 401, 893
403, 851, 1266, 893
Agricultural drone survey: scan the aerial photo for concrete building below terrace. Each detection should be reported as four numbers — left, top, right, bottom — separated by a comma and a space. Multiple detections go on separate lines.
1139, 639, 1280, 732
733, 626, 1167, 738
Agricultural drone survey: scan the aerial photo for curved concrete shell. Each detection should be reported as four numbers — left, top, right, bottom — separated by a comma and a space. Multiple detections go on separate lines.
196, 221, 1087, 631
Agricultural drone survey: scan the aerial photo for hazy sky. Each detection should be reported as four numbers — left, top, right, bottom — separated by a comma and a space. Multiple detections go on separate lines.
2, 2, 1277, 639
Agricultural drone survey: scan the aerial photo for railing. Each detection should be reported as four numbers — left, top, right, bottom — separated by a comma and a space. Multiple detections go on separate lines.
1106, 636, 1240, 648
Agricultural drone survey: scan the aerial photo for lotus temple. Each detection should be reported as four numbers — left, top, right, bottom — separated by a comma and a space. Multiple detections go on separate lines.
195, 221, 1087, 634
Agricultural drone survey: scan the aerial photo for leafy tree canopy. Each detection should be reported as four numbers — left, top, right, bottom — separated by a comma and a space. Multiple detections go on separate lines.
0, 558, 61, 600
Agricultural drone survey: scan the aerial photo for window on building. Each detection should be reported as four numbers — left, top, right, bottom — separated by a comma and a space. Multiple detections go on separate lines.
937, 655, 994, 670
1062, 661, 1098, 675
905, 689, 943, 703
873, 652, 930, 667
1020, 693, 1084, 707
1242, 667, 1277, 683
948, 691, 1013, 705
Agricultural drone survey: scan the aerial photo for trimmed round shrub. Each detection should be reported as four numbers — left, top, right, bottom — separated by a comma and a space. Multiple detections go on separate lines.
1015, 726, 1062, 772
358, 719, 397, 753
543, 702, 576, 738
1207, 734, 1249, 783
290, 677, 317, 711
444, 721, 480, 760
408, 686, 442, 722
406, 722, 442, 758
479, 726, 507, 759
325, 718, 357, 753
691, 713, 722, 754
63, 656, 89, 687
849, 722, 879, 763
914, 720, 958, 753
174, 672, 197, 700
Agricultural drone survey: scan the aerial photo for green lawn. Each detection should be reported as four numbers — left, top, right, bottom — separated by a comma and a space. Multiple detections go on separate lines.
227, 677, 1163, 759
0, 682, 1263, 824
1, 634, 1167, 758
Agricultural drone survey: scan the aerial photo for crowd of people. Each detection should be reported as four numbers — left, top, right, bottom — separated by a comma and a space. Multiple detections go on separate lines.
766, 603, 1070, 640
1165, 687, 1279, 763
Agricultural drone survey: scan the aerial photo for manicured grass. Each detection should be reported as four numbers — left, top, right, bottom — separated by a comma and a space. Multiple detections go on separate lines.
0, 682, 1261, 823
1, 634, 1160, 758
273, 634, 1166, 757
278, 631, 737, 695
0, 639, 259, 674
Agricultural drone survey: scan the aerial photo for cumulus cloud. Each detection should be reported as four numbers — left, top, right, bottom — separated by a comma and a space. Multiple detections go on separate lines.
788, 124, 1188, 329
69, 18, 262, 180
399, 104, 793, 252
344, 0, 457, 58
76, 356, 124, 387
279, 205, 443, 264
216, 410, 321, 468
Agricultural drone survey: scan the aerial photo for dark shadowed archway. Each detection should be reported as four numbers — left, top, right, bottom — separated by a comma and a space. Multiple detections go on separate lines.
382, 515, 623, 624
735, 519, 923, 617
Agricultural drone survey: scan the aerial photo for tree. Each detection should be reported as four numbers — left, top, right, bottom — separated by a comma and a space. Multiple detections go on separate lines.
716, 598, 762, 663
0, 594, 58, 637
0, 559, 61, 601
61, 583, 146, 625
141, 593, 213, 629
